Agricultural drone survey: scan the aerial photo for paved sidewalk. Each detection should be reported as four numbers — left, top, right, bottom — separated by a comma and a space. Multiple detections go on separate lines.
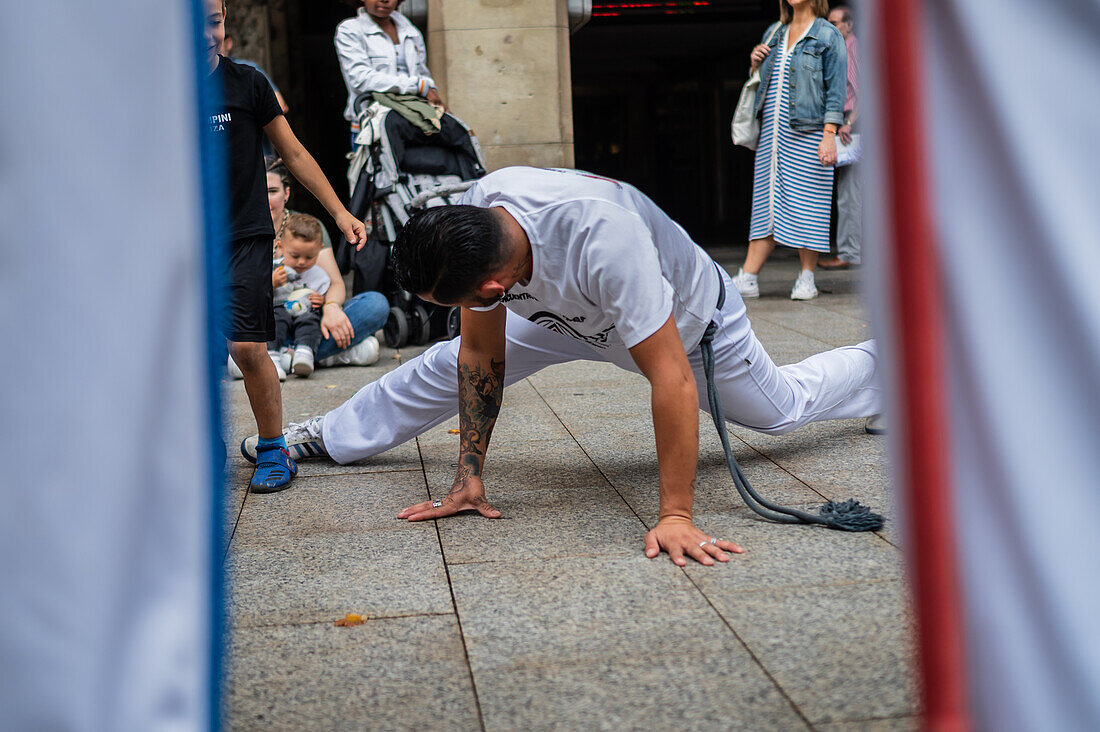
222, 248, 916, 731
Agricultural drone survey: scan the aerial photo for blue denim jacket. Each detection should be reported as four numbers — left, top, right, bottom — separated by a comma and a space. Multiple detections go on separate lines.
752, 17, 847, 131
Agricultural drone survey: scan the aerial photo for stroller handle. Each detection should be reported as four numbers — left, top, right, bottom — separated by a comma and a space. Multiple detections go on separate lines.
407, 181, 476, 211
353, 92, 377, 118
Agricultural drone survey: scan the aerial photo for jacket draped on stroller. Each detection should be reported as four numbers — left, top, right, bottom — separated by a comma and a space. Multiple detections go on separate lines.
336, 95, 487, 346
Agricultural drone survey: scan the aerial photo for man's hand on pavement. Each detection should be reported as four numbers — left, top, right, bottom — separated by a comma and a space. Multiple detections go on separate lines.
398, 472, 502, 521
644, 516, 744, 566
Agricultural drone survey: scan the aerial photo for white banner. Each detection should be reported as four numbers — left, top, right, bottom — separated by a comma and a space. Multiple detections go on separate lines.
0, 1, 220, 730
863, 0, 1100, 728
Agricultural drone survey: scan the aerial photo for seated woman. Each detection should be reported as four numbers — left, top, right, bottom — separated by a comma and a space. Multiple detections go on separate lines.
265, 157, 386, 368
335, 0, 444, 147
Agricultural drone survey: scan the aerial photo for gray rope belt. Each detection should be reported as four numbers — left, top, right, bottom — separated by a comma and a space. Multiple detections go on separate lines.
698, 268, 884, 532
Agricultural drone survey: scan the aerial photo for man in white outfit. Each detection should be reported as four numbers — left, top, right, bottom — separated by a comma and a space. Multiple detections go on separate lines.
244, 167, 880, 566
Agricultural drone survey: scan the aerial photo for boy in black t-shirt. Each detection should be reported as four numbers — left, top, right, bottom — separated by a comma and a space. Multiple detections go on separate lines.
203, 0, 367, 492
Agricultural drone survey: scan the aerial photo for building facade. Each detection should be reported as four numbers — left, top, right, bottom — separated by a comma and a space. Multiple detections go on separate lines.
230, 0, 775, 244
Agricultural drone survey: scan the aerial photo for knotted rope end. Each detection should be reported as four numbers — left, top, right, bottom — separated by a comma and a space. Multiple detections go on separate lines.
818, 499, 885, 532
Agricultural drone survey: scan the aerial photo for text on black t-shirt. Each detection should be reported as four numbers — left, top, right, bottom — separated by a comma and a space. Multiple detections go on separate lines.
209, 56, 283, 241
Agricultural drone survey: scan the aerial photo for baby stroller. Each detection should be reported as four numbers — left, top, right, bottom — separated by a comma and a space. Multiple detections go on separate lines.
335, 93, 487, 348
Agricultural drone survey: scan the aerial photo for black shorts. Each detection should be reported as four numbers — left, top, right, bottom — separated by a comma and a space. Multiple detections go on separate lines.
221, 235, 275, 343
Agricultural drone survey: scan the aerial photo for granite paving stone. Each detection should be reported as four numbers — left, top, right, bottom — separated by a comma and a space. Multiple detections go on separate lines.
418, 435, 609, 489
449, 555, 725, 665
416, 436, 647, 562
531, 381, 653, 419
222, 483, 248, 556
414, 391, 573, 451
814, 717, 920, 732
433, 485, 645, 563
732, 421, 890, 511
750, 307, 872, 349
287, 445, 425, 478
227, 615, 480, 732
449, 556, 808, 730
707, 580, 918, 725
232, 471, 429, 540
806, 296, 874, 322
221, 253, 910, 729
562, 417, 831, 524
477, 654, 808, 732
685, 520, 902, 594
226, 526, 452, 627
603, 461, 828, 525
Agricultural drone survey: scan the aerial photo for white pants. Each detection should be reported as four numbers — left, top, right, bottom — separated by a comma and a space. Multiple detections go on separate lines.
323, 272, 881, 464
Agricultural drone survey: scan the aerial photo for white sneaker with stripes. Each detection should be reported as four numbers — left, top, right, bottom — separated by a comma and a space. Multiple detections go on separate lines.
240, 416, 326, 464
732, 268, 760, 299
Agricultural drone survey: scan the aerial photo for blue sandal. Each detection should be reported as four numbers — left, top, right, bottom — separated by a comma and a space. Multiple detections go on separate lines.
250, 444, 298, 493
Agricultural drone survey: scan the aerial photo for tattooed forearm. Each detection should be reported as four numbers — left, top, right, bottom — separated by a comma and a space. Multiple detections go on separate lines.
448, 464, 475, 496
457, 357, 505, 477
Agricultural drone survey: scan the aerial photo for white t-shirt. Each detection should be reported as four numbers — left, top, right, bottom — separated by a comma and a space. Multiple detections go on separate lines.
272, 259, 331, 305
461, 167, 724, 354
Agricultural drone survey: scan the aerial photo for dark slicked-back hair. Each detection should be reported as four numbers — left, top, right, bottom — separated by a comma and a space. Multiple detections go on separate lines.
393, 206, 505, 304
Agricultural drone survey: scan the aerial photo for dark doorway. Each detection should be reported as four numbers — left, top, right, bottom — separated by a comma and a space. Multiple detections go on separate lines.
571, 1, 776, 246
275, 3, 377, 226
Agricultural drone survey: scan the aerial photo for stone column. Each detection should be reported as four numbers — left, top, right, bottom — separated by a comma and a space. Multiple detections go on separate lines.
225, 0, 272, 71
426, 0, 574, 170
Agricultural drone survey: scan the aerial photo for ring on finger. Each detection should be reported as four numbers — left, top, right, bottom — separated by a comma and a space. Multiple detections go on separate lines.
709, 537, 719, 545
698, 540, 709, 548
431, 499, 443, 508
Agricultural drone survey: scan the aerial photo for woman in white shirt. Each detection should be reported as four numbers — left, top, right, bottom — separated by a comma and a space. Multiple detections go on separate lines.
335, 0, 445, 143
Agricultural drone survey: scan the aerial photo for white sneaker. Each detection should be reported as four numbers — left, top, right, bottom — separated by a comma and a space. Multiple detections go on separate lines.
790, 270, 818, 300
346, 335, 380, 365
229, 353, 286, 380
241, 415, 326, 464
279, 347, 293, 374
291, 345, 315, 377
266, 351, 288, 381
732, 268, 760, 298
319, 335, 380, 368
865, 414, 887, 435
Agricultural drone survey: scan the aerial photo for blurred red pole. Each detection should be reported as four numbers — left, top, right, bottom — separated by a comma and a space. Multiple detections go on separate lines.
875, 1, 971, 730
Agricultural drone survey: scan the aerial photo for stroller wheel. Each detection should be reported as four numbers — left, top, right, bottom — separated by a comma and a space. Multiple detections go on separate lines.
446, 307, 461, 340
384, 307, 409, 348
410, 304, 432, 346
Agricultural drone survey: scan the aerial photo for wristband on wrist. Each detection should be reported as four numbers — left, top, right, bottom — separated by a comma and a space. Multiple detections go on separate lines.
323, 301, 341, 309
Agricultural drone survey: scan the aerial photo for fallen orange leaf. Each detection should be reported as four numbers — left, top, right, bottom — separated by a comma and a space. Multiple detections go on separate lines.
334, 613, 365, 627
448, 429, 460, 434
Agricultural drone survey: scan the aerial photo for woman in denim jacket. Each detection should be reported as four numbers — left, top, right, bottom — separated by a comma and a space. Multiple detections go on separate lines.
335, 0, 444, 146
732, 0, 847, 301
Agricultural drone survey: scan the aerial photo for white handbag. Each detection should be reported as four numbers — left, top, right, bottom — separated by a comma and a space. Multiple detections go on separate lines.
731, 23, 782, 150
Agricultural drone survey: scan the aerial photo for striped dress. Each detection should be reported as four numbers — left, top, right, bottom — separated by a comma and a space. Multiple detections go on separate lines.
748, 26, 834, 252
